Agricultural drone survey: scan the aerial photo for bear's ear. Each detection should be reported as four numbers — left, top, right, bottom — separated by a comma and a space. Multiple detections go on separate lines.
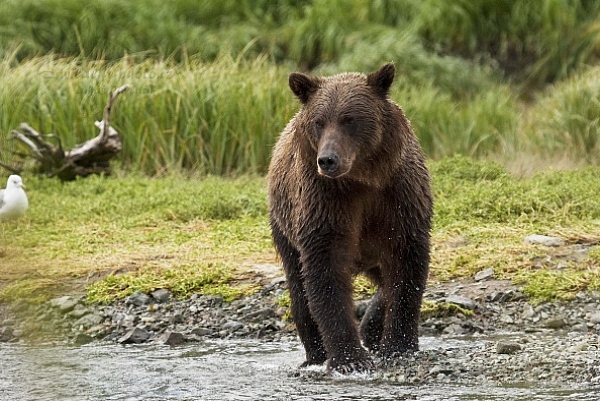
289, 72, 319, 104
367, 62, 395, 96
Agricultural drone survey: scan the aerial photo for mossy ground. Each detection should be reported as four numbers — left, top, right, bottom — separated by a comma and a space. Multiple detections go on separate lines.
1, 157, 599, 305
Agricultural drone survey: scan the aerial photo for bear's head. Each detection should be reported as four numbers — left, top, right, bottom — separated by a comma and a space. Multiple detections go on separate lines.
289, 63, 396, 179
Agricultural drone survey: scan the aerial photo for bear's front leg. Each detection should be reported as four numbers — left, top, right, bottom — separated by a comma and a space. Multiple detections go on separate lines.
271, 221, 327, 366
301, 241, 374, 374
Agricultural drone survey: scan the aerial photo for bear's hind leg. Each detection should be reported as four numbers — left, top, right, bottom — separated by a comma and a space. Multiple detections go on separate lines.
359, 289, 385, 352
379, 238, 429, 359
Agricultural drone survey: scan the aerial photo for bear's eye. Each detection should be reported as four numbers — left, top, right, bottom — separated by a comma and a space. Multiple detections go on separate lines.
340, 117, 355, 126
314, 120, 325, 130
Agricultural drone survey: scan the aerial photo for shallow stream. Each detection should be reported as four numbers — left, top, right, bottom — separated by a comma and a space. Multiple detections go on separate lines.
1, 337, 597, 401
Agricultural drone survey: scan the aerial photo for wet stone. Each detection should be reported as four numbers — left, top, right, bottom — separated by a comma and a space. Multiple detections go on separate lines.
73, 333, 94, 345
118, 327, 150, 344
222, 321, 244, 332
0, 326, 14, 342
159, 330, 185, 346
496, 341, 522, 354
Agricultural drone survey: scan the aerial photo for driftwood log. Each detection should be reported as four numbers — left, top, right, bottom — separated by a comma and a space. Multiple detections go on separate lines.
1, 84, 130, 181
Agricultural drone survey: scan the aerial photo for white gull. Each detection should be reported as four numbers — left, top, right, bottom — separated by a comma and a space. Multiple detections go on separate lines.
0, 175, 28, 222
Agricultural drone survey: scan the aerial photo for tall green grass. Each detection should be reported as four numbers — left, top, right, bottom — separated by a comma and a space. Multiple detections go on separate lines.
0, 55, 297, 175
416, 0, 600, 86
3, 54, 600, 174
0, 54, 526, 174
523, 66, 600, 162
1, 0, 598, 86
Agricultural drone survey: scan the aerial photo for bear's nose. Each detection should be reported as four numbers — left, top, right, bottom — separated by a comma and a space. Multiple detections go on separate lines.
317, 153, 340, 173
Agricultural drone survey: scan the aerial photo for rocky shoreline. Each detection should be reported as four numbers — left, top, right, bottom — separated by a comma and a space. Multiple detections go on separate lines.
1, 274, 599, 388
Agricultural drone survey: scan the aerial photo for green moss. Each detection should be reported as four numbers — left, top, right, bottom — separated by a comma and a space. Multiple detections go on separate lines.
421, 300, 473, 318
516, 269, 596, 304
589, 246, 600, 263
85, 262, 258, 304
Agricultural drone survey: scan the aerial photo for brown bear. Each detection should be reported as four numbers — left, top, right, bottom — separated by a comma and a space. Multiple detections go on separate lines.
267, 63, 432, 374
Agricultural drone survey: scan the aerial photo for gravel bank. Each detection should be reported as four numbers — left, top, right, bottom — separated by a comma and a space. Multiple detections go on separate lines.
1, 275, 599, 388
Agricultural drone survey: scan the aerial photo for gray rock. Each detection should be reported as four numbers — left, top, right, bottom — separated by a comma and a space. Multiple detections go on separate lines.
74, 313, 104, 329
442, 323, 468, 335
49, 296, 81, 313
151, 289, 172, 303
429, 365, 456, 376
0, 326, 14, 342
68, 306, 91, 319
571, 323, 588, 332
445, 295, 476, 310
242, 308, 276, 323
73, 333, 94, 345
590, 312, 600, 324
545, 318, 566, 329
524, 234, 564, 247
521, 305, 535, 320
270, 276, 287, 286
190, 327, 212, 336
159, 331, 185, 346
496, 341, 521, 354
169, 313, 184, 324
118, 327, 150, 344
127, 291, 151, 307
222, 321, 244, 332
474, 267, 494, 281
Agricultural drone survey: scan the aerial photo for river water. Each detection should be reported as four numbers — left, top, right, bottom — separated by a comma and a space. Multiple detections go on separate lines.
0, 337, 596, 401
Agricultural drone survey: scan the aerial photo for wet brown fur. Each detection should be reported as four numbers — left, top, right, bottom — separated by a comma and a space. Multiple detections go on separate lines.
268, 63, 432, 373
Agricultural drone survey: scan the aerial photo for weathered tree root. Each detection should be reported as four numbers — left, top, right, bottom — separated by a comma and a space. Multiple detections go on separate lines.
2, 84, 130, 181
